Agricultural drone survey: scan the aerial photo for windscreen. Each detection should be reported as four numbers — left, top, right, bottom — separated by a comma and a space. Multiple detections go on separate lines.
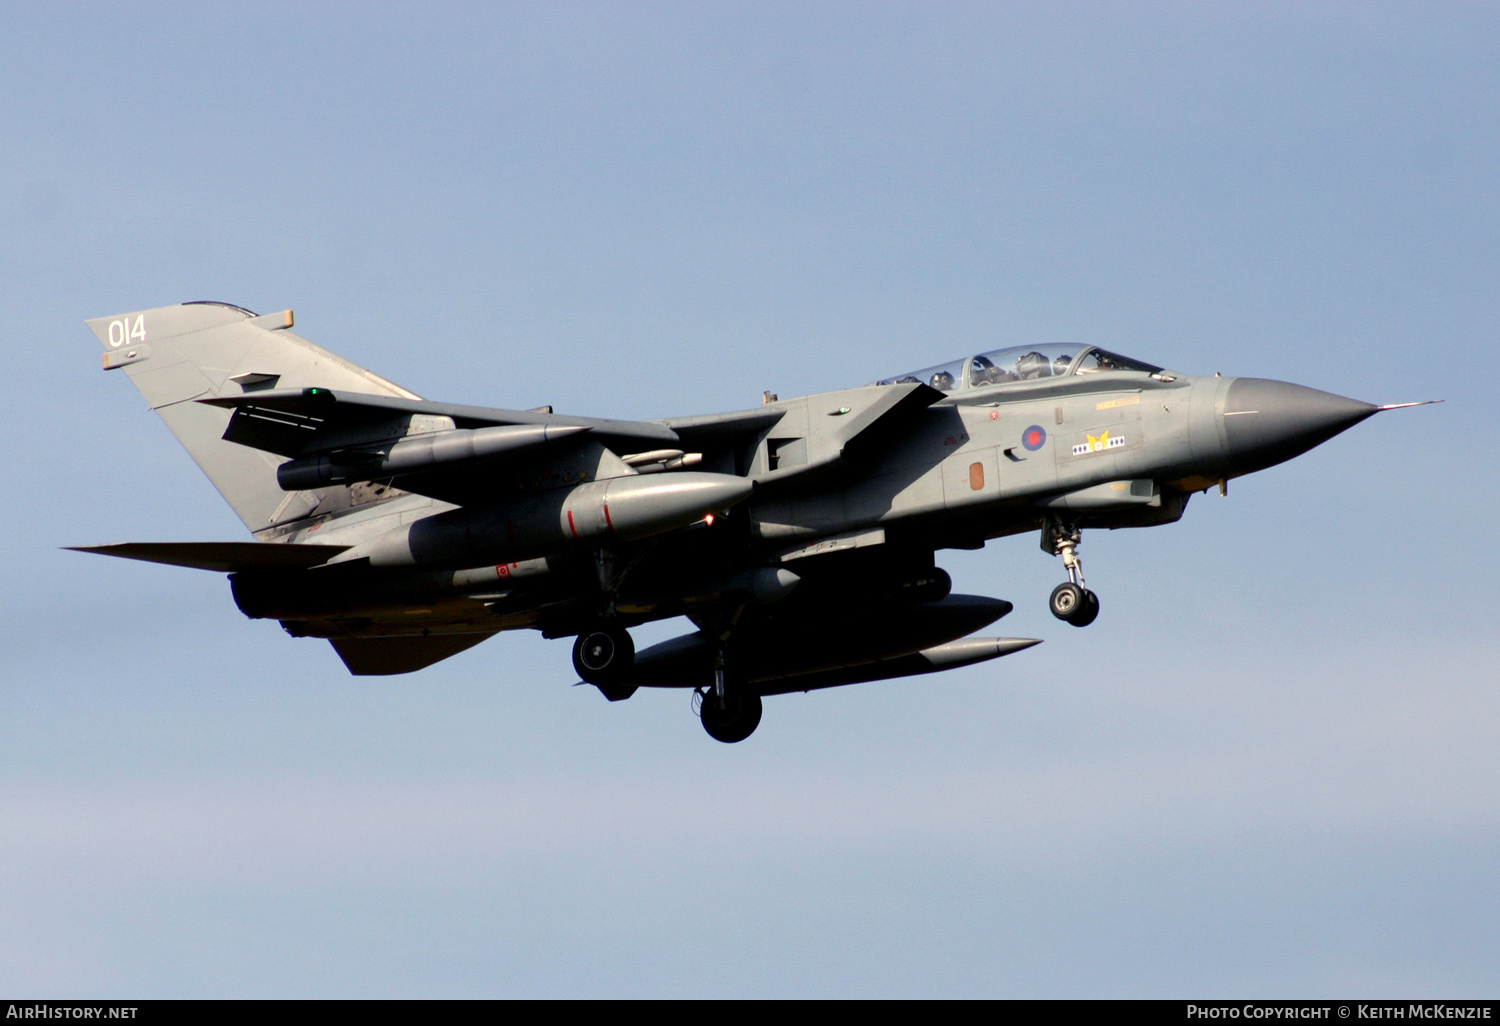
1073, 348, 1163, 375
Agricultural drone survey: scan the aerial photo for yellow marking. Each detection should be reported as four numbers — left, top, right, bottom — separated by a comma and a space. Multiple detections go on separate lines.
1087, 430, 1110, 452
1096, 395, 1141, 411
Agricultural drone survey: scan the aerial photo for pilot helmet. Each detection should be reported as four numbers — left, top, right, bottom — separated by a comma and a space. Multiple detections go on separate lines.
1016, 351, 1050, 379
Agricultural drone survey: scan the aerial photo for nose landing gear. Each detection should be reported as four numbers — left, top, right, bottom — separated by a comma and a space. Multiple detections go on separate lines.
1042, 518, 1100, 627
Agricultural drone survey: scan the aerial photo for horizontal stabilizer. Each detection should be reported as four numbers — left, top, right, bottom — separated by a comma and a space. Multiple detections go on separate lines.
330, 632, 497, 675
66, 542, 350, 572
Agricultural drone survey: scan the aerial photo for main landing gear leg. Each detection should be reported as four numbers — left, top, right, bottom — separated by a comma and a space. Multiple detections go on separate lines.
1042, 518, 1100, 627
694, 635, 762, 744
574, 546, 653, 700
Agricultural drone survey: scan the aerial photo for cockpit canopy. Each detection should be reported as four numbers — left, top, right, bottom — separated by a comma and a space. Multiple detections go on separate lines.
876, 344, 1163, 393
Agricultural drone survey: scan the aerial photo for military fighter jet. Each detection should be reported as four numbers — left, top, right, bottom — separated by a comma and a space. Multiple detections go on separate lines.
75, 302, 1431, 742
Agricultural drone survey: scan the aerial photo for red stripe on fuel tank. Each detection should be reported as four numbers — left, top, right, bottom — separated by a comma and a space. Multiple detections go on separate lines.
567, 509, 578, 538
603, 502, 614, 533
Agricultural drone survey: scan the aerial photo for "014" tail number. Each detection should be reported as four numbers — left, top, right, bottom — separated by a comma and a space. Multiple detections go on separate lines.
107, 315, 146, 348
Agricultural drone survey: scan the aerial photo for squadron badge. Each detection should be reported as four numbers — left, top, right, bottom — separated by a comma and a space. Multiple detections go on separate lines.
1071, 430, 1125, 456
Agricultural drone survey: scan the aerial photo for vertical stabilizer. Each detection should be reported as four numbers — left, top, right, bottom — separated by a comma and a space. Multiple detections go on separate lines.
87, 301, 421, 533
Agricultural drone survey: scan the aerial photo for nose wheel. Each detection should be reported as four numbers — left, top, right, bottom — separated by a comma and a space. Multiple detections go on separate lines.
1049, 582, 1100, 627
1042, 518, 1101, 627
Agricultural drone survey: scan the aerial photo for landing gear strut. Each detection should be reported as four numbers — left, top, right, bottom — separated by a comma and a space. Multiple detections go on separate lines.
1041, 518, 1100, 627
691, 638, 763, 743
695, 686, 763, 744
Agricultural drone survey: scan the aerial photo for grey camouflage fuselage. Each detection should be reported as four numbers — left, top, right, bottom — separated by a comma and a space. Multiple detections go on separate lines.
77, 301, 1420, 741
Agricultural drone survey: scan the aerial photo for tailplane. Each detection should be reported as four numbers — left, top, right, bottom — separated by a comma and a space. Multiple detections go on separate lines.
87, 301, 419, 533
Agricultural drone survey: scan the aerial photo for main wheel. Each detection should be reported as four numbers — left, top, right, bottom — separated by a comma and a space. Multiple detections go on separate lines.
1049, 582, 1086, 621
572, 627, 635, 684
699, 691, 763, 744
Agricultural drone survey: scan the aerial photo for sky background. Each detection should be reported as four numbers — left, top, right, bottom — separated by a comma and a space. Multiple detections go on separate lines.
3, 2, 1498, 998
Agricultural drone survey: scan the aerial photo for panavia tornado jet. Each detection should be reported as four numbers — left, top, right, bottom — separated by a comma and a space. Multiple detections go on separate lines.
75, 302, 1432, 742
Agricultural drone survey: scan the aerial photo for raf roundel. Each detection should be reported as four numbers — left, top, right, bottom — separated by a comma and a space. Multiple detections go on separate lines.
1022, 425, 1047, 451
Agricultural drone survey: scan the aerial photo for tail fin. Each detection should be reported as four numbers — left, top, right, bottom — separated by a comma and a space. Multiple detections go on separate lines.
87, 301, 421, 533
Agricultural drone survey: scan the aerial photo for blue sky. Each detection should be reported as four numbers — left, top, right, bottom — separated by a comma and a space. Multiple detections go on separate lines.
2, 2, 1497, 997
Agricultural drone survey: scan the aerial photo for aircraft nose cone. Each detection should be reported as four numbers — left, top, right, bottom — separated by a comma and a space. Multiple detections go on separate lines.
1223, 378, 1378, 474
